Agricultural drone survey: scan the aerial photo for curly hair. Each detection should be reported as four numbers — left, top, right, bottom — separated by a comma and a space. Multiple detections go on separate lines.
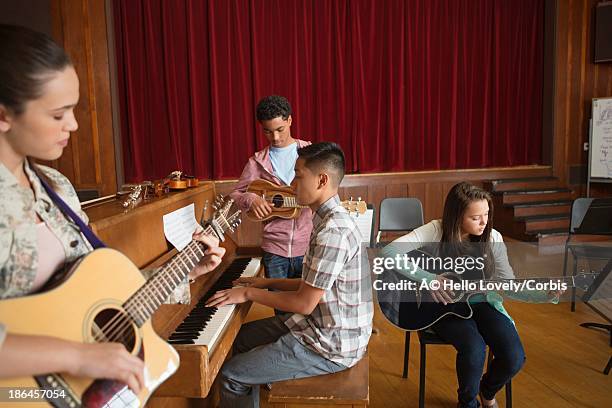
256, 95, 292, 121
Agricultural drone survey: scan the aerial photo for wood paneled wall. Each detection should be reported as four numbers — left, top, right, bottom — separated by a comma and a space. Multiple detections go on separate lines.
48, 0, 117, 197
215, 165, 552, 248
553, 0, 612, 196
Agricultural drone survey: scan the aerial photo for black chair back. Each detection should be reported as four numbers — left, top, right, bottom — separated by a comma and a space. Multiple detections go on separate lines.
569, 197, 612, 235
379, 197, 424, 231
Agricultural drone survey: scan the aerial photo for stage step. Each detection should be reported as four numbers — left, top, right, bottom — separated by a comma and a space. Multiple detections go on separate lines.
484, 177, 561, 193
500, 189, 573, 205
516, 214, 570, 233
485, 177, 573, 244
510, 200, 573, 217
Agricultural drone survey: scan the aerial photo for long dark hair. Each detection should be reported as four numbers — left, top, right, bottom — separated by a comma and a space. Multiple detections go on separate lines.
0, 24, 73, 189
0, 24, 72, 114
440, 182, 495, 277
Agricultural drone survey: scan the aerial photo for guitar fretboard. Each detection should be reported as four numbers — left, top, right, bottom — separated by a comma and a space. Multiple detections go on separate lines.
123, 223, 218, 326
282, 196, 308, 208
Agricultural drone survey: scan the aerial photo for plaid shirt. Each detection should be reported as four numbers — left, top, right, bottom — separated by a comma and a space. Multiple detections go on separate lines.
284, 195, 373, 367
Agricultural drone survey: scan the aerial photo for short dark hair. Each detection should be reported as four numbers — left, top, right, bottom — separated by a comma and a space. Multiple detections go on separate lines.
297, 142, 345, 186
0, 24, 72, 115
256, 95, 292, 121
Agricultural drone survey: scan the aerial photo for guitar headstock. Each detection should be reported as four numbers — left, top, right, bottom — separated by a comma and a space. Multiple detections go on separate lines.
342, 197, 368, 215
202, 195, 242, 241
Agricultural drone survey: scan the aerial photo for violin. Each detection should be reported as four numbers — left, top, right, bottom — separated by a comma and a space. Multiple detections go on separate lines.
166, 171, 199, 189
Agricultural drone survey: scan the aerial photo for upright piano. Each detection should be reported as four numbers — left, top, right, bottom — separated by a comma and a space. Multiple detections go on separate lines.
83, 182, 262, 406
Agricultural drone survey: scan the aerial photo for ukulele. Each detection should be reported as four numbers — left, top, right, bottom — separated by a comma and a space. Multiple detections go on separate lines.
245, 178, 368, 221
0, 196, 241, 407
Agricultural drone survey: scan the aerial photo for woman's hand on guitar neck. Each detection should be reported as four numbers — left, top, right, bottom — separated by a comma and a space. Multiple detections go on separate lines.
251, 196, 273, 219
429, 276, 456, 305
547, 288, 566, 302
188, 232, 226, 281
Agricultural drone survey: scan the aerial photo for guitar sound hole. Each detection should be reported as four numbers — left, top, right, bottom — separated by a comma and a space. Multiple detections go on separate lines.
271, 194, 284, 208
91, 308, 137, 352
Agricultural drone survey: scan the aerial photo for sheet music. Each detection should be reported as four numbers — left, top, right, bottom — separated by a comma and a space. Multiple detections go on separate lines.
350, 208, 374, 245
163, 203, 199, 251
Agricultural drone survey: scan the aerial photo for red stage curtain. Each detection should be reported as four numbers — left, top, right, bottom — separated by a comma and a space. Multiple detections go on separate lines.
113, 0, 543, 181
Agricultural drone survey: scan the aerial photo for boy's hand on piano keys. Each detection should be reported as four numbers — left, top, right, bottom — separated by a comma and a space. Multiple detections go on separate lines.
188, 232, 226, 281
205, 287, 248, 307
233, 277, 268, 289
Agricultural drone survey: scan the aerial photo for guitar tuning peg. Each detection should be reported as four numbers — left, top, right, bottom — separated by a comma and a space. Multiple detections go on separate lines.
357, 196, 361, 201
200, 200, 209, 224
350, 196, 353, 201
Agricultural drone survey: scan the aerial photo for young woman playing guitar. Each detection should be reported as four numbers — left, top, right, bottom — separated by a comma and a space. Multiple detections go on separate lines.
0, 25, 225, 396
382, 182, 563, 408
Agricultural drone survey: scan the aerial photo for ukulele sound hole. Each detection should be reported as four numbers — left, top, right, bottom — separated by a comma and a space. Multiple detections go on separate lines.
271, 194, 284, 208
91, 308, 137, 352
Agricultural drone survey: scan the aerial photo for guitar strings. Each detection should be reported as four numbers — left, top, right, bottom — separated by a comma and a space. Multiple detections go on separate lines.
93, 236, 210, 345
95, 246, 198, 344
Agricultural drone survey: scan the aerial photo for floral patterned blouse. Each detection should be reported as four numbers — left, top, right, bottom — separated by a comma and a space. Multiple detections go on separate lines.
0, 160, 189, 350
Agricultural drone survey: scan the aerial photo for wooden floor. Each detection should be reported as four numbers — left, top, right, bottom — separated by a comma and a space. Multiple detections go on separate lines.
250, 299, 611, 408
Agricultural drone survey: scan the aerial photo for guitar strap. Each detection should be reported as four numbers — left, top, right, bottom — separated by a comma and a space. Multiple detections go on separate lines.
38, 176, 106, 249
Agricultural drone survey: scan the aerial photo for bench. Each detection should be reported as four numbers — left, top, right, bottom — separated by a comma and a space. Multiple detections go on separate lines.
267, 354, 369, 407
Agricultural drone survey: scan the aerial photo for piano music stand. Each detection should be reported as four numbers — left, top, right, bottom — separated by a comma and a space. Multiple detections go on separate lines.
581, 258, 612, 375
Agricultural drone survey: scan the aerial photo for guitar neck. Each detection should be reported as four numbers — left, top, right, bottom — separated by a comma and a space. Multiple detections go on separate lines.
480, 275, 579, 286
282, 196, 308, 208
123, 223, 218, 326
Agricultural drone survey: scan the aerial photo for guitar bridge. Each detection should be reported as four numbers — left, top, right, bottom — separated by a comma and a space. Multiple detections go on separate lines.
34, 374, 81, 408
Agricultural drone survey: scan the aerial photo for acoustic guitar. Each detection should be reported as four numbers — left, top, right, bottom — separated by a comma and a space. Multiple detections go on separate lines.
0, 196, 241, 407
377, 249, 598, 331
246, 178, 367, 221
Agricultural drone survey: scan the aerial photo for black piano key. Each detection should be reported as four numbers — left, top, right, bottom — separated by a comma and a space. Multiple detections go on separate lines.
168, 339, 195, 345
176, 322, 208, 328
174, 325, 206, 332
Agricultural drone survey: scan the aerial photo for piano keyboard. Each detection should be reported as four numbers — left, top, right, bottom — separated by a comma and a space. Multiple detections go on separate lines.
168, 257, 261, 354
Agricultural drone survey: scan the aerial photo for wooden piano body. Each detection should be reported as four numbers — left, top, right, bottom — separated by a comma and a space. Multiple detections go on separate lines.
84, 182, 261, 406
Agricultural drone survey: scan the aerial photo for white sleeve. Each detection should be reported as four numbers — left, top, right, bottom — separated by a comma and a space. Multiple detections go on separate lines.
491, 230, 515, 280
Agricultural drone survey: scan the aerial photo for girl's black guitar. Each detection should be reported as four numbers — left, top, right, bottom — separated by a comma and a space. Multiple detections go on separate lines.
377, 249, 597, 331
